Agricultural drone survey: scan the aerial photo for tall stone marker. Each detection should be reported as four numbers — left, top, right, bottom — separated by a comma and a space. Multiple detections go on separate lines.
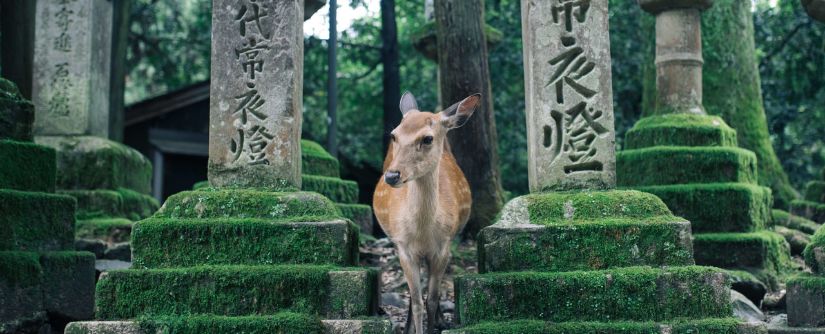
209, 0, 304, 189
522, 0, 616, 192
32, 0, 112, 137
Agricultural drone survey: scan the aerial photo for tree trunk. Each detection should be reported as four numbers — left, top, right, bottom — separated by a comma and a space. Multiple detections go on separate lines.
327, 0, 338, 157
435, 0, 504, 239
109, 0, 132, 142
0, 0, 36, 99
381, 0, 400, 154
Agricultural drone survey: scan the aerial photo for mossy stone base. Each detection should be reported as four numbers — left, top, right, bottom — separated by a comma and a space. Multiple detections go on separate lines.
617, 146, 758, 187
804, 181, 825, 203
444, 319, 766, 334
65, 317, 393, 334
791, 200, 825, 224
35, 136, 153, 194
624, 114, 738, 150
0, 190, 75, 252
131, 218, 359, 268
63, 188, 159, 221
302, 175, 359, 204
338, 203, 373, 235
455, 266, 731, 325
787, 275, 825, 327
693, 231, 792, 275
75, 218, 133, 244
0, 140, 55, 192
302, 139, 340, 178
477, 217, 694, 273
156, 189, 341, 220
774, 226, 811, 256
634, 183, 771, 233
803, 226, 825, 274
773, 210, 820, 235
96, 265, 378, 319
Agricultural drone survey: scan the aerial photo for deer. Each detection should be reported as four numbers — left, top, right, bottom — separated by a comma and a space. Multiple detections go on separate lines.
373, 92, 479, 334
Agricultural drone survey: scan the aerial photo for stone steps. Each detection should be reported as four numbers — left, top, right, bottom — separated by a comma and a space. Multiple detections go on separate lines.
693, 231, 792, 276
617, 146, 758, 186
634, 183, 771, 233
337, 203, 374, 234
62, 189, 158, 221
0, 140, 56, 192
130, 218, 358, 268
95, 265, 379, 320
302, 174, 360, 204
65, 316, 392, 334
623, 114, 738, 150
0, 189, 76, 252
773, 210, 821, 235
302, 139, 341, 178
444, 318, 766, 334
791, 200, 825, 224
455, 266, 731, 325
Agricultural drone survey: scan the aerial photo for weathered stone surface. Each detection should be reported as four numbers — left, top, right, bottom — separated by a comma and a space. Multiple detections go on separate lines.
322, 319, 392, 334
787, 276, 825, 327
774, 226, 810, 256
40, 251, 96, 321
0, 190, 75, 252
522, 0, 616, 191
32, 0, 112, 137
0, 140, 56, 193
444, 320, 768, 334
768, 314, 825, 334
732, 289, 765, 323
0, 252, 44, 324
209, 0, 304, 188
102, 242, 130, 262
803, 0, 825, 22
0, 78, 35, 141
75, 238, 107, 258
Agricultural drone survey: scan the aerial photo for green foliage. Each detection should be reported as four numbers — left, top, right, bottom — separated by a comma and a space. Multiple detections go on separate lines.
451, 318, 748, 334
301, 175, 359, 204
624, 114, 738, 150
155, 189, 342, 220
618, 146, 759, 187
522, 190, 672, 224
0, 190, 76, 252
772, 209, 820, 234
133, 313, 326, 334
0, 140, 56, 193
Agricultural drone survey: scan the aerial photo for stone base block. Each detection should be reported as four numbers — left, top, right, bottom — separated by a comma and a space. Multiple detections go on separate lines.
35, 136, 152, 194
302, 175, 359, 204
303, 139, 340, 178
338, 203, 373, 235
0, 252, 43, 323
617, 146, 758, 186
791, 200, 825, 224
477, 217, 694, 273
773, 210, 820, 235
635, 183, 771, 233
75, 218, 133, 244
155, 189, 341, 220
787, 276, 825, 327
63, 189, 159, 221
131, 218, 359, 268
445, 319, 766, 334
95, 265, 379, 319
693, 231, 792, 275
0, 190, 75, 252
769, 314, 825, 334
455, 266, 731, 325
0, 140, 55, 192
65, 317, 392, 334
624, 114, 738, 150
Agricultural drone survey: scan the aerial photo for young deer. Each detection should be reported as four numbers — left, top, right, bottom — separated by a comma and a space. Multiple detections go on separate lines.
373, 92, 479, 334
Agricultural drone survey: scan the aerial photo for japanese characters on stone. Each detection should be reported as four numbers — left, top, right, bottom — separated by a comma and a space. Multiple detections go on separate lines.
49, 0, 77, 117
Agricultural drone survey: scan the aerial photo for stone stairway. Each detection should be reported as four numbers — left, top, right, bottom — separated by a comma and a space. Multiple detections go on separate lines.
617, 113, 792, 289
0, 78, 96, 333
446, 189, 767, 333
65, 187, 390, 333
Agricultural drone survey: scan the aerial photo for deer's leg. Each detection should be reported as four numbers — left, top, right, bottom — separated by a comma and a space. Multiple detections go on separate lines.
398, 248, 424, 334
425, 246, 450, 332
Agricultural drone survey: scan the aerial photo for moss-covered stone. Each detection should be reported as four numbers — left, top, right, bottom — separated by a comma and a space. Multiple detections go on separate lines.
804, 181, 825, 204
786, 275, 825, 327
478, 217, 693, 273
444, 319, 766, 334
75, 218, 133, 243
774, 226, 810, 256
693, 231, 792, 275
0, 78, 35, 142
302, 175, 359, 204
617, 146, 758, 186
624, 114, 738, 150
0, 190, 75, 252
0, 252, 44, 324
634, 183, 771, 233
791, 199, 825, 224
39, 251, 96, 320
35, 136, 153, 194
95, 265, 378, 319
155, 189, 342, 220
0, 140, 56, 192
455, 266, 731, 325
772, 209, 820, 235
65, 313, 326, 334
337, 203, 373, 235
302, 140, 340, 178
63, 188, 159, 221
192, 180, 209, 190
803, 226, 825, 274
131, 218, 359, 268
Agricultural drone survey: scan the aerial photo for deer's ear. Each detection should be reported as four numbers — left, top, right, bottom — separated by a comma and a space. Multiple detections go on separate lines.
441, 93, 481, 129
399, 91, 419, 116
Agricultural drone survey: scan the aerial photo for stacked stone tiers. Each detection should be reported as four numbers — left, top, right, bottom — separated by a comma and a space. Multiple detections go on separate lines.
0, 79, 95, 333
446, 190, 765, 333
67, 188, 389, 333
780, 219, 825, 331
617, 114, 791, 287
791, 168, 825, 224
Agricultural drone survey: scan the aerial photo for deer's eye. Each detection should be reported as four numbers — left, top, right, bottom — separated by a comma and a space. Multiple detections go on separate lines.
422, 136, 433, 145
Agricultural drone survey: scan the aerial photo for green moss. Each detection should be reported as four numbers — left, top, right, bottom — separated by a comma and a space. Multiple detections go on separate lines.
450, 318, 750, 334
693, 231, 792, 275
617, 146, 758, 186
624, 114, 738, 150
95, 265, 376, 319
301, 175, 359, 204
192, 180, 209, 190
804, 181, 825, 204
136, 313, 324, 334
131, 217, 358, 268
788, 274, 825, 291
455, 266, 731, 325
155, 189, 342, 220
522, 190, 672, 224
772, 209, 819, 235
75, 218, 133, 242
62, 188, 159, 220
0, 140, 56, 192
0, 78, 35, 142
301, 140, 340, 178
0, 190, 75, 252
0, 251, 42, 287
39, 251, 96, 316
803, 225, 825, 273
478, 217, 693, 273
790, 199, 825, 223
337, 203, 373, 233
634, 183, 771, 233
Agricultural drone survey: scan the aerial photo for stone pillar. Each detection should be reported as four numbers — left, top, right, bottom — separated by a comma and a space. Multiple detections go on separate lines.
803, 0, 825, 22
208, 0, 303, 189
640, 0, 712, 115
32, 0, 112, 138
522, 0, 616, 191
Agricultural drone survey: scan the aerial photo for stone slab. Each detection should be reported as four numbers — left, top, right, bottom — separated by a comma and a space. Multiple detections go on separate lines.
693, 231, 792, 274
445, 319, 767, 334
773, 209, 820, 235
0, 190, 75, 252
40, 251, 96, 321
522, 0, 616, 191
0, 252, 44, 323
337, 203, 373, 235
65, 318, 393, 334
617, 146, 758, 187
303, 139, 340, 178
209, 0, 304, 188
32, 0, 112, 137
624, 114, 738, 150
769, 314, 825, 334
0, 140, 56, 193
787, 276, 825, 327
154, 189, 341, 220
302, 174, 359, 203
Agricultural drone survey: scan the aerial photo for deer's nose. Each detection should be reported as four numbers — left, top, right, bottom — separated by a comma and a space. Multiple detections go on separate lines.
385, 171, 401, 186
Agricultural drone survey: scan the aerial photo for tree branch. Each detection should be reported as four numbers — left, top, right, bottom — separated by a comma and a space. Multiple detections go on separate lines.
760, 19, 811, 69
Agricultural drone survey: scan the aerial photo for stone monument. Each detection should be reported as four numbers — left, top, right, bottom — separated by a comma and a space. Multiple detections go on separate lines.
445, 1, 765, 332
65, 1, 389, 332
617, 0, 791, 290
0, 77, 95, 333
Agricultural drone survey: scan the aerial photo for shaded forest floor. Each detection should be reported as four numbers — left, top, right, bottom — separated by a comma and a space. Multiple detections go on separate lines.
360, 237, 477, 333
